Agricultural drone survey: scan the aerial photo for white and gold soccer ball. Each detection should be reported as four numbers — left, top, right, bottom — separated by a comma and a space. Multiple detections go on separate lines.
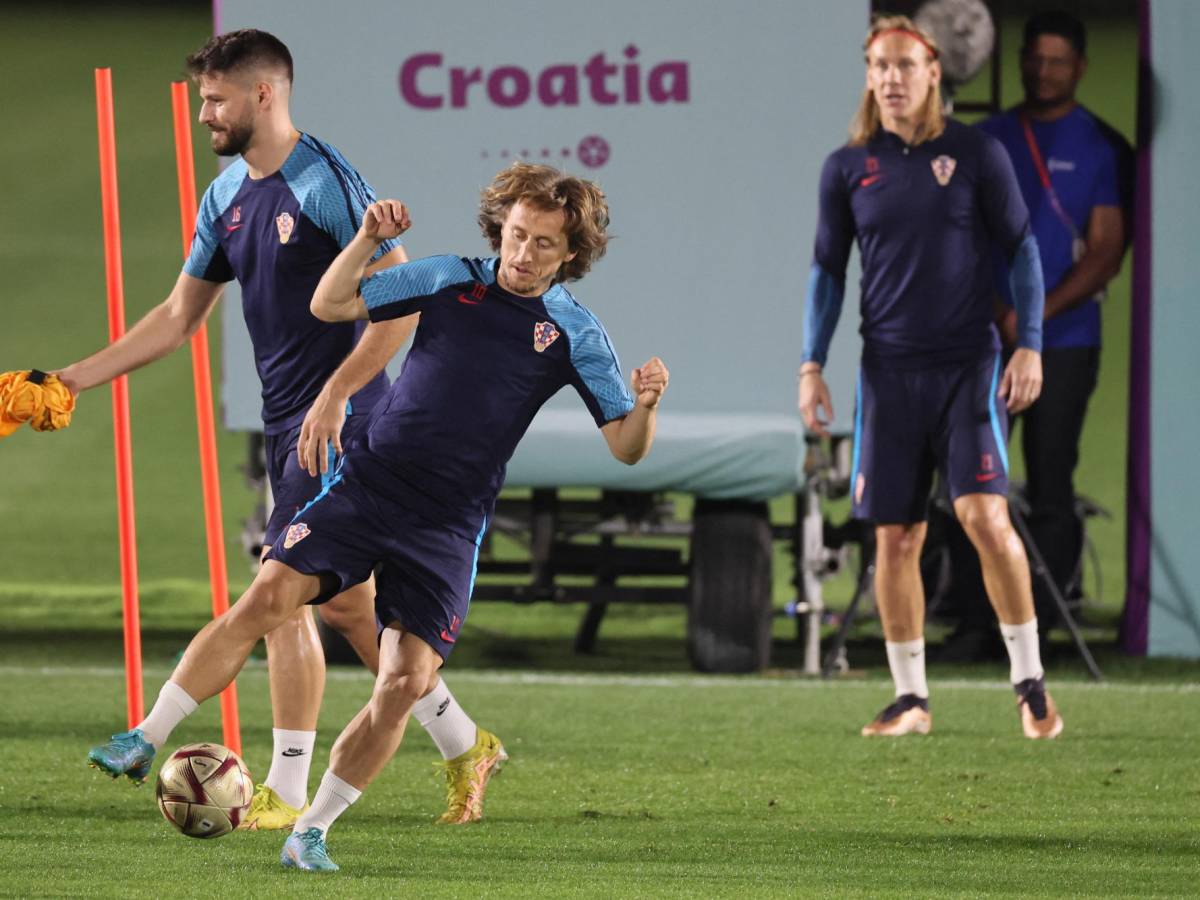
155, 742, 253, 838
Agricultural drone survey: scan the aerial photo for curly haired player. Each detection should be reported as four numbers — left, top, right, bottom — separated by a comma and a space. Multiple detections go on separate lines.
89, 162, 669, 872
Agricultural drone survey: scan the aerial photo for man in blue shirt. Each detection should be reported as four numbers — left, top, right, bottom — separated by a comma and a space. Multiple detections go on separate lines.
88, 162, 670, 872
976, 11, 1132, 633
57, 30, 500, 828
799, 16, 1062, 740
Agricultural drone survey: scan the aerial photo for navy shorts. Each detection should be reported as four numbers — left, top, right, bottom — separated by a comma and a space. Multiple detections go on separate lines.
850, 353, 1009, 524
263, 414, 371, 548
264, 454, 485, 662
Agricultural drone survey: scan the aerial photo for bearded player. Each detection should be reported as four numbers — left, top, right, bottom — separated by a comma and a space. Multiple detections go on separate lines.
27, 29, 502, 827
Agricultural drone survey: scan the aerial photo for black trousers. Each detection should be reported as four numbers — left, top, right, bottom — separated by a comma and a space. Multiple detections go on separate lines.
953, 346, 1100, 629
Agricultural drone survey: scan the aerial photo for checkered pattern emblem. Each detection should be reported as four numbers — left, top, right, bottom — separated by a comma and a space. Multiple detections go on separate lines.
283, 522, 310, 549
276, 212, 295, 243
931, 155, 957, 186
533, 321, 560, 353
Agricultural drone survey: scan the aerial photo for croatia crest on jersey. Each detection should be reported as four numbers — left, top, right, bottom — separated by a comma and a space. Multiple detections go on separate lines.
276, 211, 295, 244
283, 522, 310, 549
931, 155, 957, 187
533, 321, 560, 353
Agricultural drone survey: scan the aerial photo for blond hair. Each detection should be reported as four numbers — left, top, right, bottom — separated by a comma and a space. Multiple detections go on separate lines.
478, 162, 610, 283
849, 15, 945, 147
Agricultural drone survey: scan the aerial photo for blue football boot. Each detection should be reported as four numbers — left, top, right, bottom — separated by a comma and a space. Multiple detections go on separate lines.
87, 729, 155, 784
281, 827, 340, 873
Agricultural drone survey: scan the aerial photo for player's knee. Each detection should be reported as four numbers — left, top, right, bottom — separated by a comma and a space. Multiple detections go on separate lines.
875, 524, 925, 564
958, 503, 1015, 558
371, 671, 427, 718
238, 573, 309, 630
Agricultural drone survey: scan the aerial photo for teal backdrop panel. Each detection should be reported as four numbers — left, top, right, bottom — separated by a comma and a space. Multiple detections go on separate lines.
1148, 0, 1200, 657
219, 0, 868, 498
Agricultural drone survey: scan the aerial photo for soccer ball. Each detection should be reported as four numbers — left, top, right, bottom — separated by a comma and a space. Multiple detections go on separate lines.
155, 742, 253, 838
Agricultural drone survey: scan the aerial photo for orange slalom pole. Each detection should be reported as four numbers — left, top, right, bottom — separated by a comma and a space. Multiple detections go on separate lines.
95, 68, 143, 729
170, 80, 241, 757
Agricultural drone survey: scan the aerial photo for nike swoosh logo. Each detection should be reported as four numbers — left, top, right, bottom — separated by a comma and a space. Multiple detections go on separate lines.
975, 472, 1001, 482
440, 629, 458, 644
456, 293, 481, 305
859, 174, 882, 187
226, 224, 244, 232
281, 748, 306, 757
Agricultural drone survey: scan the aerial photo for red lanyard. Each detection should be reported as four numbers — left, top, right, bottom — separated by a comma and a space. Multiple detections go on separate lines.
1019, 111, 1080, 240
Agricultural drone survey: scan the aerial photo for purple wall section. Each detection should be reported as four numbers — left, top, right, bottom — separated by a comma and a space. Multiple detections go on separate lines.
1121, 0, 1152, 655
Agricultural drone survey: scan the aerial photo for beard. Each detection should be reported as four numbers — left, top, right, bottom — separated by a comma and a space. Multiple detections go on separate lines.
208, 120, 254, 157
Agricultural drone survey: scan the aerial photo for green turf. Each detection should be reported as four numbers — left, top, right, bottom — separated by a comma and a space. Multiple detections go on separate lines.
1, 662, 1197, 898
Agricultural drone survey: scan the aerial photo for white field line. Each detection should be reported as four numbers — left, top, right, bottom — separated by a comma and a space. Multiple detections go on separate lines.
0, 664, 1197, 694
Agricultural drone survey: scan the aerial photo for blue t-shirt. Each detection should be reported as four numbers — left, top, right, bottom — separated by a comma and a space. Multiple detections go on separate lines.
814, 119, 1031, 369
978, 106, 1131, 348
351, 255, 635, 540
183, 134, 400, 433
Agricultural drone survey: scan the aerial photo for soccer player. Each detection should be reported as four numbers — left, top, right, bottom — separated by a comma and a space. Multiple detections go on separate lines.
798, 16, 1063, 739
60, 29, 502, 827
89, 161, 669, 871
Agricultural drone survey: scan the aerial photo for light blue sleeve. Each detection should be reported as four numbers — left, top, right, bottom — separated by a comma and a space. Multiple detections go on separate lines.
547, 289, 635, 425
362, 255, 473, 320
182, 169, 242, 282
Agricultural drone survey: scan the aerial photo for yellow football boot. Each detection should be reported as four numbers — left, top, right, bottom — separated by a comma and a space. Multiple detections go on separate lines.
436, 728, 508, 825
238, 783, 308, 831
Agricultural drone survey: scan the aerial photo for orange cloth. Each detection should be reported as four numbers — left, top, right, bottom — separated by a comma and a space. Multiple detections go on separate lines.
0, 370, 75, 438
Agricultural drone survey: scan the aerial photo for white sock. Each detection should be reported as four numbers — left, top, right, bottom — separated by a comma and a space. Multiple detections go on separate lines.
1000, 618, 1044, 684
265, 729, 316, 810
411, 680, 478, 760
885, 638, 929, 699
136, 681, 198, 749
294, 770, 361, 837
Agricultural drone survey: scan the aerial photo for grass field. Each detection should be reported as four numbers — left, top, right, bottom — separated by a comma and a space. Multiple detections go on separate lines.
3, 5, 1199, 898
3, 662, 1198, 898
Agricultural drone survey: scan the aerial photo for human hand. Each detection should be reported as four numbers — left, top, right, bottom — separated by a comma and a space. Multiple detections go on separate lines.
631, 357, 669, 409
998, 348, 1043, 413
798, 369, 834, 437
297, 390, 347, 476
361, 200, 411, 244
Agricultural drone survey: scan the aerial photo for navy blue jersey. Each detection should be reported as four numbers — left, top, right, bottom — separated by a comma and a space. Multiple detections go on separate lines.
979, 106, 1132, 349
353, 255, 635, 540
183, 134, 400, 434
814, 119, 1032, 368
